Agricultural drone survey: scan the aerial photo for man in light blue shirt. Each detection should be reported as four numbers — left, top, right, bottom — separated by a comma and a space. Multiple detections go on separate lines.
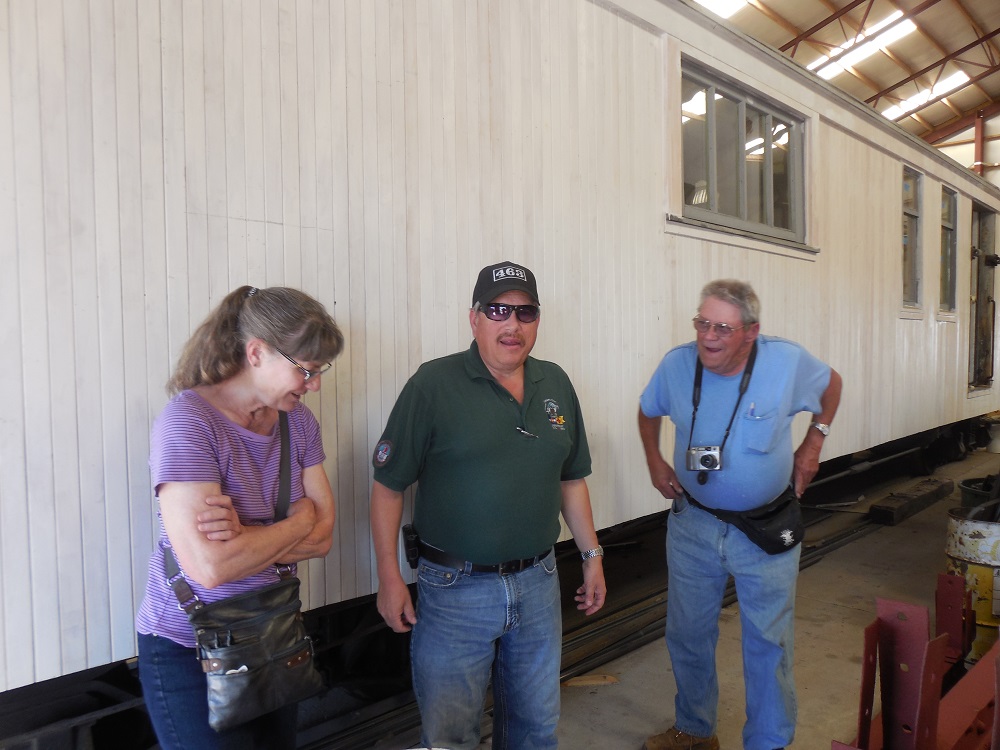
637, 279, 842, 750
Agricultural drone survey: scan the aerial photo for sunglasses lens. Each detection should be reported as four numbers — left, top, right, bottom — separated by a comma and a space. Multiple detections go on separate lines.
483, 304, 538, 322
515, 306, 539, 323
485, 304, 511, 321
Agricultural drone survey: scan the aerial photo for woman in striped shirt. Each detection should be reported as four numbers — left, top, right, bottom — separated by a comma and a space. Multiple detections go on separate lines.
135, 286, 344, 750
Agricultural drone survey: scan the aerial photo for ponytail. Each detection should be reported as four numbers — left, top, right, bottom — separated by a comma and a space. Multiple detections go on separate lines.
167, 286, 344, 395
167, 286, 256, 394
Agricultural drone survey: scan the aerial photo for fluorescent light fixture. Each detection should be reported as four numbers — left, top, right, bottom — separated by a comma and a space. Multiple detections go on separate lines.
809, 12, 916, 80
693, 0, 748, 20
881, 71, 970, 120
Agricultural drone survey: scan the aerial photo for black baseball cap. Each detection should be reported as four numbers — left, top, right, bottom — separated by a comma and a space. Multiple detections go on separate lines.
472, 261, 540, 308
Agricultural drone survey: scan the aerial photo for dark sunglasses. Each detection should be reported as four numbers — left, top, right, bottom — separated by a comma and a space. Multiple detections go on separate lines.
480, 303, 540, 323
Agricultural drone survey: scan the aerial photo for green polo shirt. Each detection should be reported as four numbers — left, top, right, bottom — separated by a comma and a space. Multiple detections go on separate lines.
372, 341, 592, 564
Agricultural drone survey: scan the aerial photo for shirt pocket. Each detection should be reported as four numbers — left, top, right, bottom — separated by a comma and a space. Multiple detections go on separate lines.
741, 407, 781, 454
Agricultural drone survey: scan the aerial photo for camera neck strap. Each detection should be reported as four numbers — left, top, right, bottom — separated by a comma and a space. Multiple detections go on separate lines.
686, 339, 758, 460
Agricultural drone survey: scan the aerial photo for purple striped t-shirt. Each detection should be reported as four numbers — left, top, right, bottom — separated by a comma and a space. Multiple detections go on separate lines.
135, 390, 326, 646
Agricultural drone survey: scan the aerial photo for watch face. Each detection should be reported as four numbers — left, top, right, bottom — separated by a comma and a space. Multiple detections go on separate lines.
813, 422, 830, 436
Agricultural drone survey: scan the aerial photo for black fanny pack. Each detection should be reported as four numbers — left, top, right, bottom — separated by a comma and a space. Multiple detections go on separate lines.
685, 485, 803, 555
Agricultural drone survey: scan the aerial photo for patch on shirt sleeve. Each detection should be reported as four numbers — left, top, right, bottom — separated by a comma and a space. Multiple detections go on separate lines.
373, 440, 393, 466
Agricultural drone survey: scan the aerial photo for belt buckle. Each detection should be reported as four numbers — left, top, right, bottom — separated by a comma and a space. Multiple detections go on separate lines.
498, 559, 519, 575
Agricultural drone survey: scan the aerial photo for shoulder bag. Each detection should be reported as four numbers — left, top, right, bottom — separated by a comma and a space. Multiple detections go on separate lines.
164, 410, 324, 731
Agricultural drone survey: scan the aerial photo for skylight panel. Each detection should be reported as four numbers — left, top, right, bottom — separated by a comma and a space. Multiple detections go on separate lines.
693, 0, 748, 20
682, 90, 724, 123
808, 12, 917, 80
807, 11, 904, 70
881, 71, 971, 120
682, 91, 708, 118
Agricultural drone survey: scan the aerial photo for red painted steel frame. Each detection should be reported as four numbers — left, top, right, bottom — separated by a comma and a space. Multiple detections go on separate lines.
832, 586, 999, 750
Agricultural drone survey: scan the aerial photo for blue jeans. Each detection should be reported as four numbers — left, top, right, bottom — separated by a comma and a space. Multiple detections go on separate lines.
665, 496, 800, 750
137, 633, 298, 750
411, 551, 561, 750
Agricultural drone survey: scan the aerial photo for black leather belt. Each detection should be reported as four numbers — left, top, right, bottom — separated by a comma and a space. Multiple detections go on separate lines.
417, 543, 552, 575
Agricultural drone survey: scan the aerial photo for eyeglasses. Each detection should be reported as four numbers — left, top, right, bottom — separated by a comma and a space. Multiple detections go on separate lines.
479, 303, 540, 323
274, 347, 332, 382
692, 317, 747, 338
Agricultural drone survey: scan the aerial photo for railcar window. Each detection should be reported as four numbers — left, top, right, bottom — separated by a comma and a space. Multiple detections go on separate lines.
902, 168, 922, 307
680, 63, 804, 243
970, 205, 997, 389
940, 187, 957, 313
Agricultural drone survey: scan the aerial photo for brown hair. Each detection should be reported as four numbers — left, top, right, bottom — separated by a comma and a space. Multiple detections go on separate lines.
167, 286, 345, 394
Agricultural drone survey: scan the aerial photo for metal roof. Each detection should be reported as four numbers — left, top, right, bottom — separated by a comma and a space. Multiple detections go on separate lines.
705, 0, 1000, 145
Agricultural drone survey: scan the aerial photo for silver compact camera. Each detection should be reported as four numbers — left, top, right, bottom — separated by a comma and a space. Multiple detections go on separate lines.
686, 446, 722, 471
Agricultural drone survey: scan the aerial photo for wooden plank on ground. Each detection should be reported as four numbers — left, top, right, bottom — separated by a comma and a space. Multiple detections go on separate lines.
869, 479, 955, 526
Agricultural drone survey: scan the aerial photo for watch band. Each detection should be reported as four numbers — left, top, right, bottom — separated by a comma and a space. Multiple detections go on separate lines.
581, 546, 604, 560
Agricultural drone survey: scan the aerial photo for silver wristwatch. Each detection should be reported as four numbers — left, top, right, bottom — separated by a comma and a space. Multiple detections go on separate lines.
810, 421, 831, 437
581, 546, 604, 561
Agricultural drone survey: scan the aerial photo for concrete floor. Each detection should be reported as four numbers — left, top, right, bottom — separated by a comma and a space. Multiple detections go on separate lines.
380, 448, 998, 749
556, 448, 998, 749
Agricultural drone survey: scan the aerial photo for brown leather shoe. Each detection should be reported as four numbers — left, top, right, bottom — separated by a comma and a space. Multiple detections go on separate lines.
642, 726, 721, 750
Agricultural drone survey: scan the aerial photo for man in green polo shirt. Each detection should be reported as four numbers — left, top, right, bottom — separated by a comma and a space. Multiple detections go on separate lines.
370, 260, 606, 750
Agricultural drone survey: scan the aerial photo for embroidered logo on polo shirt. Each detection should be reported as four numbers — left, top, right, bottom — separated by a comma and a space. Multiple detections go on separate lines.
544, 399, 566, 430
374, 440, 393, 466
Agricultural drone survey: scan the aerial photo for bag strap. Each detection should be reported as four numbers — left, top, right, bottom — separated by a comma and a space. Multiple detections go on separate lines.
685, 482, 796, 524
276, 410, 291, 521
164, 410, 293, 612
164, 544, 199, 612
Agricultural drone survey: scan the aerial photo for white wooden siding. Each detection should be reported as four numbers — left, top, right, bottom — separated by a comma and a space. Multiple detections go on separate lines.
2, 0, 999, 692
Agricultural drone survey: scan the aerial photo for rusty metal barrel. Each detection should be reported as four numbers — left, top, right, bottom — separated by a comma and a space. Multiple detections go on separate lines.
945, 499, 1000, 663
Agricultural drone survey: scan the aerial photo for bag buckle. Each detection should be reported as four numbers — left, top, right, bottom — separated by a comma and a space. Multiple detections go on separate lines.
167, 571, 202, 612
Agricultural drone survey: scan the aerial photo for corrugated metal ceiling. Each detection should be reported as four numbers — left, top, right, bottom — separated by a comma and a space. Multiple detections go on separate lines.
700, 0, 1000, 145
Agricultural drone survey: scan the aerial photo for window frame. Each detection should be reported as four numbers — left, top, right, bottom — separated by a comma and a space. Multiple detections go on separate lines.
939, 186, 957, 314
680, 62, 806, 244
